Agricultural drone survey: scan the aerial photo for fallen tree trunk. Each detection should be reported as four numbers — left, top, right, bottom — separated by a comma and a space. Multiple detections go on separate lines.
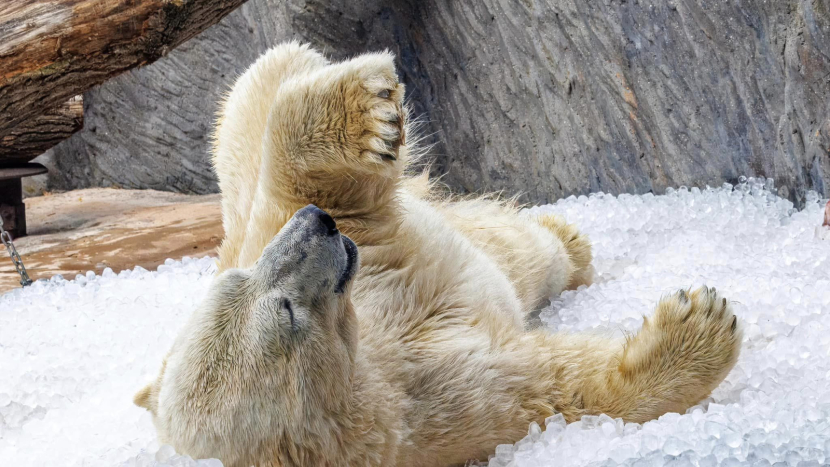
0, 0, 248, 146
0, 96, 83, 164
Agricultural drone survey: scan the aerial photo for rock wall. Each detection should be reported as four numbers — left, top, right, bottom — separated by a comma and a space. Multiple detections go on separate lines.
40, 0, 830, 206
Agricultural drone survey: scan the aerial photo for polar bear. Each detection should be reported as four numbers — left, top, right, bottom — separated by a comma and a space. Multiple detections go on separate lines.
134, 42, 741, 466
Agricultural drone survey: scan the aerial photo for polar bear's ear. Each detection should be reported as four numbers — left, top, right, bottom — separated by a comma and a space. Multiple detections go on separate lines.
135, 358, 167, 413
133, 383, 155, 411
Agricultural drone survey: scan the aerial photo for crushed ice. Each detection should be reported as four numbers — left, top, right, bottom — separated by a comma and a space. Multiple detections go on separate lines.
0, 177, 828, 466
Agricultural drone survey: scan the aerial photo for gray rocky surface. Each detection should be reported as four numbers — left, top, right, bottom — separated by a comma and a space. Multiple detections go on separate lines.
41, 0, 830, 206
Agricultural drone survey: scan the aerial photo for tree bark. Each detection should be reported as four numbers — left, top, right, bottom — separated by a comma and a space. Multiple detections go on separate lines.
0, 0, 248, 147
0, 97, 83, 165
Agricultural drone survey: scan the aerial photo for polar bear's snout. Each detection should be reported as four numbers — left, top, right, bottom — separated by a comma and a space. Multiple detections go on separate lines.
255, 205, 359, 296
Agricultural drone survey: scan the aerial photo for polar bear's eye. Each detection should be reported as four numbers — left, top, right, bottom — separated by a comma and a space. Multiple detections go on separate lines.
282, 299, 296, 330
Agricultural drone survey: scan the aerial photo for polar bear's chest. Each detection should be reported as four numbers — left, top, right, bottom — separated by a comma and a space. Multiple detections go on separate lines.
352, 195, 524, 335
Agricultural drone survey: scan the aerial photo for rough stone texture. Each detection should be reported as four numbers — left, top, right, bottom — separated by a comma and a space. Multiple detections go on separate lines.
42, 0, 830, 206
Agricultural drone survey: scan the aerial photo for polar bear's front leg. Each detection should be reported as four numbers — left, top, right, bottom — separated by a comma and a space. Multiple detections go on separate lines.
234, 54, 410, 266
547, 286, 741, 424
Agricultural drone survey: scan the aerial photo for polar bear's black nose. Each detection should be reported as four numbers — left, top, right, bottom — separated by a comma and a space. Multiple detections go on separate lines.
318, 211, 337, 235
300, 205, 338, 235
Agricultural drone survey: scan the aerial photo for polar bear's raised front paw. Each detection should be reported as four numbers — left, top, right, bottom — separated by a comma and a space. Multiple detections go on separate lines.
346, 58, 406, 164
616, 286, 741, 419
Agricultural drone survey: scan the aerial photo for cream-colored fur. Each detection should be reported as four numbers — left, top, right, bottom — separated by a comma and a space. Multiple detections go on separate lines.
135, 42, 741, 466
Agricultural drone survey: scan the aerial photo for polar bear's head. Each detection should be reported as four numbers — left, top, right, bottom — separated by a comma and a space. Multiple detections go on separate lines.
134, 205, 360, 466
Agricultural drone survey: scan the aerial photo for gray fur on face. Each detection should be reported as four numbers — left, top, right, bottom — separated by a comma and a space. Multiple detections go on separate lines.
202, 205, 359, 346
254, 205, 357, 303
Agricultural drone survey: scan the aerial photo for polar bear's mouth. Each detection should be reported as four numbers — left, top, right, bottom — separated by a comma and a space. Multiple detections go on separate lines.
336, 235, 358, 294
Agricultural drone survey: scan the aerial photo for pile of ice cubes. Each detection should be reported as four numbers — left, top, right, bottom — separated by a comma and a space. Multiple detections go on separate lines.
0, 177, 827, 466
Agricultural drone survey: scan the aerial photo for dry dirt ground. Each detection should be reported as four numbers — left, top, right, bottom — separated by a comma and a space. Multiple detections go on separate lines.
0, 188, 222, 294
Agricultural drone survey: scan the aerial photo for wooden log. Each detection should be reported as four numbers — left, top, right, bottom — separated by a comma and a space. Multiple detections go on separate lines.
0, 96, 83, 165
0, 0, 248, 140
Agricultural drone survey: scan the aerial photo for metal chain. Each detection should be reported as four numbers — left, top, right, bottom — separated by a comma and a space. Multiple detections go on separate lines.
0, 215, 32, 287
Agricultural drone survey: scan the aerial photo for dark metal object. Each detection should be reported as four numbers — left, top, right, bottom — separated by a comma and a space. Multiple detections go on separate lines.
0, 204, 33, 287
0, 163, 48, 239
